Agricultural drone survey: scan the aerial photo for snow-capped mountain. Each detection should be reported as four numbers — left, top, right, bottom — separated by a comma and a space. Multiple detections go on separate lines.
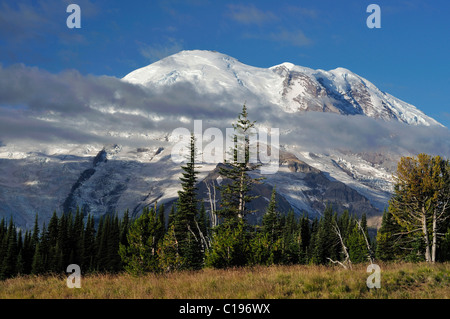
124, 50, 441, 126
0, 50, 445, 230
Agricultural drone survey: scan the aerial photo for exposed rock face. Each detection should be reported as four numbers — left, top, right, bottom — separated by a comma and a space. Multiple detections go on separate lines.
2, 50, 442, 229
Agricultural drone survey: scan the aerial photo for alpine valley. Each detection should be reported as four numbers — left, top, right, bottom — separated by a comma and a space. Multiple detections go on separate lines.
1, 50, 448, 230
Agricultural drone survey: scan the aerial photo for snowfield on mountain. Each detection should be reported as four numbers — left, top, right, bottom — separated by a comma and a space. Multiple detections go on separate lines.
0, 50, 447, 229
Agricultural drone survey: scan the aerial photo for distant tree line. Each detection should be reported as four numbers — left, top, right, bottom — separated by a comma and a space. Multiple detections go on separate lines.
0, 210, 130, 280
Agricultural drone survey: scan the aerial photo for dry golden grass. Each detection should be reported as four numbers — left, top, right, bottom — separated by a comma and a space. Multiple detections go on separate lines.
1, 262, 449, 299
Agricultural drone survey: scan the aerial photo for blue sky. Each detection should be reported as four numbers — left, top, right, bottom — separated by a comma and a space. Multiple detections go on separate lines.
1, 0, 449, 126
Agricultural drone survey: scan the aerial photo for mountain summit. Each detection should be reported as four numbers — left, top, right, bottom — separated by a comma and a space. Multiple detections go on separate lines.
0, 50, 445, 229
123, 50, 441, 127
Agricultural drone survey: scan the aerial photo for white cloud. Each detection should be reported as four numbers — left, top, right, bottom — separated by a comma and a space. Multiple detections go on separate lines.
268, 29, 313, 47
138, 38, 184, 63
1, 63, 449, 159
227, 4, 278, 26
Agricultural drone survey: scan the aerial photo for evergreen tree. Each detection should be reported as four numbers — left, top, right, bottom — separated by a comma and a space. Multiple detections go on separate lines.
258, 187, 284, 264
280, 210, 301, 265
82, 214, 96, 270
71, 208, 85, 266
249, 231, 273, 266
0, 219, 18, 279
157, 224, 184, 272
119, 207, 160, 274
47, 211, 60, 272
262, 187, 282, 242
22, 230, 34, 274
205, 218, 249, 268
376, 209, 404, 261
95, 214, 111, 271
31, 214, 40, 252
168, 204, 176, 228
155, 204, 166, 245
57, 213, 70, 268
197, 200, 208, 240
174, 133, 203, 270
299, 214, 311, 263
438, 227, 450, 261
312, 205, 336, 264
32, 223, 49, 275
218, 104, 262, 220
105, 214, 121, 272
120, 210, 130, 247
347, 223, 368, 263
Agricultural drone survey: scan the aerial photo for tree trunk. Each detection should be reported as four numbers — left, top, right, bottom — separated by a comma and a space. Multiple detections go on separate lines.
431, 208, 437, 263
422, 209, 431, 262
238, 169, 245, 219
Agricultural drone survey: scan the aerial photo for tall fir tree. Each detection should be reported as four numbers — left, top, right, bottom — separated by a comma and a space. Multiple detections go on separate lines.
0, 219, 18, 279
174, 133, 203, 270
312, 205, 337, 264
218, 104, 262, 221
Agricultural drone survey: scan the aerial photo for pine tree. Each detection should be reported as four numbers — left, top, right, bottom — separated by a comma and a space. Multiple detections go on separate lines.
280, 210, 301, 265
105, 214, 121, 272
47, 211, 60, 272
96, 215, 111, 271
197, 200, 208, 239
57, 213, 70, 268
262, 187, 282, 242
31, 213, 40, 252
249, 231, 273, 266
155, 204, 166, 245
376, 209, 403, 261
168, 204, 176, 228
0, 219, 18, 279
299, 214, 311, 263
312, 205, 338, 264
119, 207, 160, 274
174, 133, 203, 270
71, 208, 85, 266
347, 223, 368, 263
158, 224, 184, 272
22, 230, 34, 274
205, 218, 249, 268
120, 210, 130, 247
32, 223, 49, 275
0, 218, 7, 276
83, 214, 96, 271
218, 104, 262, 221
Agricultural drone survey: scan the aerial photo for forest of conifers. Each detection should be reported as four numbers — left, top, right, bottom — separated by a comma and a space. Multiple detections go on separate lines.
1, 106, 450, 280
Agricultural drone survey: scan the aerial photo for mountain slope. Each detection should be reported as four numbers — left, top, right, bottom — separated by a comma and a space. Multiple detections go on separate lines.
0, 50, 444, 229
123, 50, 441, 126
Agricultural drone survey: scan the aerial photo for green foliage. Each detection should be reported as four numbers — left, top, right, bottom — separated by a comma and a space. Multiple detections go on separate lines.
173, 133, 204, 270
218, 104, 262, 220
389, 154, 450, 262
157, 224, 185, 272
119, 207, 160, 275
376, 209, 403, 261
347, 224, 367, 263
205, 219, 249, 268
311, 205, 337, 264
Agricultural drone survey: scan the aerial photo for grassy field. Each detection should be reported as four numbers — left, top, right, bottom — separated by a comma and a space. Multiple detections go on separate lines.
1, 262, 449, 299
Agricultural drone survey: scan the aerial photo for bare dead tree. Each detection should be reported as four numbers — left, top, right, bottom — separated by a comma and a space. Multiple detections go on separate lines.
205, 180, 218, 228
327, 221, 352, 270
356, 219, 375, 264
194, 219, 210, 251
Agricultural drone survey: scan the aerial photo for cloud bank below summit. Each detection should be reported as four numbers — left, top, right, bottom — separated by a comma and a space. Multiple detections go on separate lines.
0, 63, 449, 157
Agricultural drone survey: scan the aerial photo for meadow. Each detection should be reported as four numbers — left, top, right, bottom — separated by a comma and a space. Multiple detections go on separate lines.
0, 262, 449, 299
